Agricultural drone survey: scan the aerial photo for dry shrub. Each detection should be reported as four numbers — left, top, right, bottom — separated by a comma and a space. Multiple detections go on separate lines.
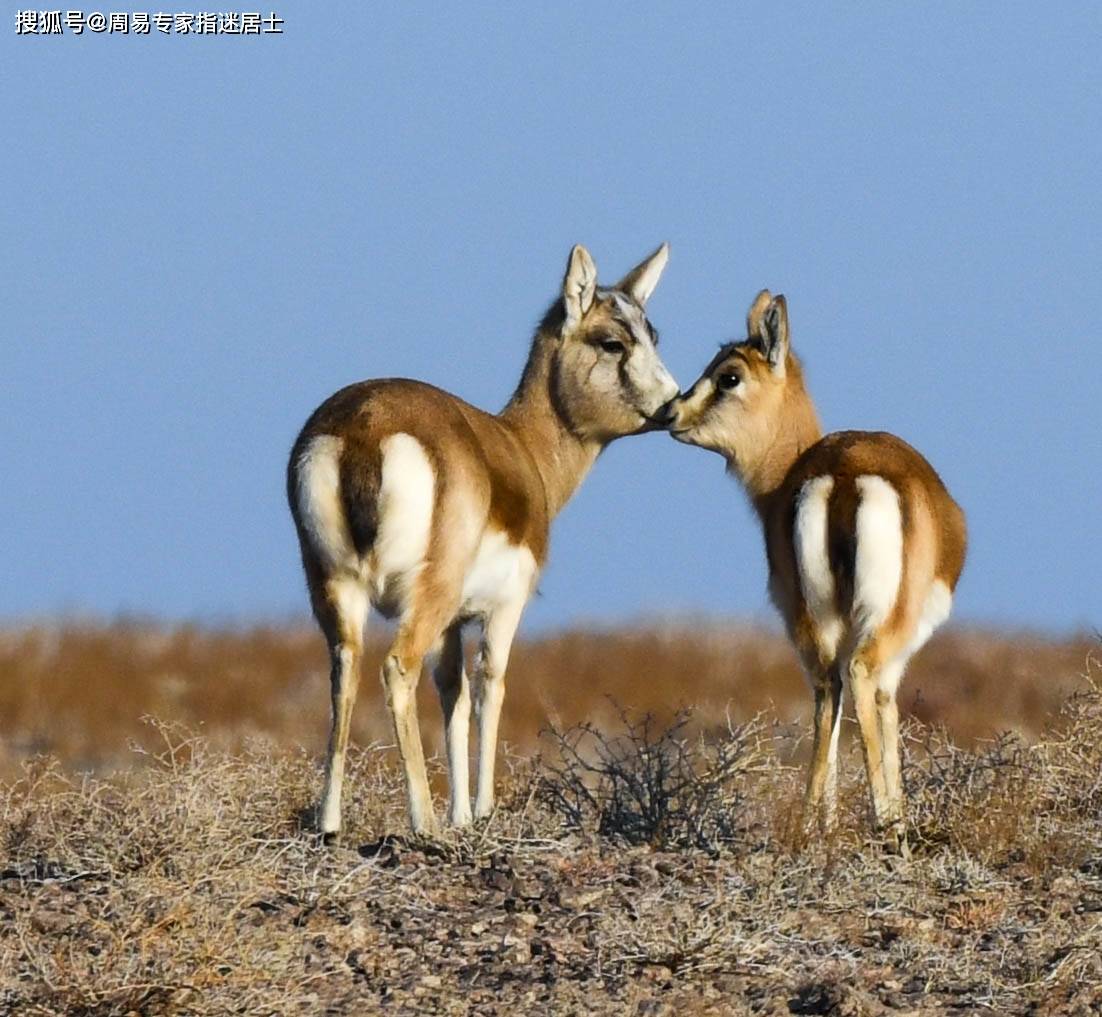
904, 651, 1102, 869
536, 707, 775, 853
1040, 655, 1102, 817
906, 726, 1037, 858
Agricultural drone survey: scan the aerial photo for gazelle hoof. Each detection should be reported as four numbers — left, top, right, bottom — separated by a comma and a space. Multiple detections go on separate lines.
878, 820, 910, 859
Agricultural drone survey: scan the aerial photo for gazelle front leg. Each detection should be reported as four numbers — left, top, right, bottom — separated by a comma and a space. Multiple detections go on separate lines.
473, 598, 525, 820
433, 622, 473, 827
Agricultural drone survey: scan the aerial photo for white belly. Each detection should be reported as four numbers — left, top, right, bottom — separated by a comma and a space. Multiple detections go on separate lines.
460, 529, 538, 618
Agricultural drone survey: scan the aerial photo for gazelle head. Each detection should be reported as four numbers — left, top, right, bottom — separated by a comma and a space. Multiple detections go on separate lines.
666, 290, 820, 488
549, 243, 679, 443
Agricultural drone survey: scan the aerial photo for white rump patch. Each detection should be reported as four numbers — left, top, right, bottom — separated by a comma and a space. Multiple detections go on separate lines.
371, 433, 436, 613
294, 435, 355, 571
461, 528, 538, 619
852, 475, 904, 640
879, 579, 953, 696
902, 578, 952, 660
794, 476, 843, 659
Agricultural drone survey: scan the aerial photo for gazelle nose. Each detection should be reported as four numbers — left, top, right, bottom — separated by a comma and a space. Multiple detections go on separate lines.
656, 397, 681, 428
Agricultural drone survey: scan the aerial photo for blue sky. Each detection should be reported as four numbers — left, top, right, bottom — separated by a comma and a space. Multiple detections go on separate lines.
3, 4, 1100, 633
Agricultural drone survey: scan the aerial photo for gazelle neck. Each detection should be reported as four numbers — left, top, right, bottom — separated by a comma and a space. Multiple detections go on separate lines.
738, 382, 823, 521
499, 330, 602, 518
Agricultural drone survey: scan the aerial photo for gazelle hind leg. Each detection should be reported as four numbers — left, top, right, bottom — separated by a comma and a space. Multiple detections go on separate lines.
384, 561, 471, 836
804, 666, 843, 834
874, 581, 953, 850
317, 575, 369, 838
473, 597, 525, 820
381, 650, 433, 835
876, 658, 909, 852
823, 673, 844, 827
848, 472, 907, 838
848, 650, 892, 835
433, 622, 472, 827
383, 603, 457, 836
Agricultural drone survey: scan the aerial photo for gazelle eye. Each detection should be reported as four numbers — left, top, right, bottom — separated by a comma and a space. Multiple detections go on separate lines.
598, 338, 626, 355
716, 372, 741, 391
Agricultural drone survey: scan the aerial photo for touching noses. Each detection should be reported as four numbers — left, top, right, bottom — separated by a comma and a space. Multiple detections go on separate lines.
657, 392, 683, 428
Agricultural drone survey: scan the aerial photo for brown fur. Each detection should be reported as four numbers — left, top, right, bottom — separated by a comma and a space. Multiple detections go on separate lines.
290, 380, 555, 567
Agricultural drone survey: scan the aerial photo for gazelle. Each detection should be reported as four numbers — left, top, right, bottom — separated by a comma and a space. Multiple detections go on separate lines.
288, 243, 678, 836
667, 291, 966, 850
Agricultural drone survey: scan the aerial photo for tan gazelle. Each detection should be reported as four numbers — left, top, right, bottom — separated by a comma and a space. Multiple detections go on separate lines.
667, 291, 966, 850
288, 244, 678, 836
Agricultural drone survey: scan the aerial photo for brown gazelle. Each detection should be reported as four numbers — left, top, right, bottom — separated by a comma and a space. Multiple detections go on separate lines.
288, 244, 678, 836
667, 291, 966, 850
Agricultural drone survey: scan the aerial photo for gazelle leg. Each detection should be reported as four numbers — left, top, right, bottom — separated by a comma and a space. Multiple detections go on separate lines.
473, 597, 525, 820
876, 659, 908, 852
823, 675, 844, 827
318, 577, 369, 838
381, 651, 434, 835
433, 622, 472, 827
802, 669, 841, 832
383, 604, 458, 836
848, 652, 892, 834
804, 667, 843, 833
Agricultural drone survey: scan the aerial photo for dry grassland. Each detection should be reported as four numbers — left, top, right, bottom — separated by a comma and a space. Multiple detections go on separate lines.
0, 621, 1092, 775
1, 622, 1100, 1015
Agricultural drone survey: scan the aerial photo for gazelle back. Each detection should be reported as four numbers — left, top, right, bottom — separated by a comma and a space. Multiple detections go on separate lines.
667, 291, 965, 851
288, 243, 678, 836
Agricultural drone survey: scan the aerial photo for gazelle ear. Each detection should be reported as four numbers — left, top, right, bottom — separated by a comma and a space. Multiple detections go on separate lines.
562, 244, 597, 333
760, 295, 790, 373
616, 242, 669, 306
746, 289, 773, 339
